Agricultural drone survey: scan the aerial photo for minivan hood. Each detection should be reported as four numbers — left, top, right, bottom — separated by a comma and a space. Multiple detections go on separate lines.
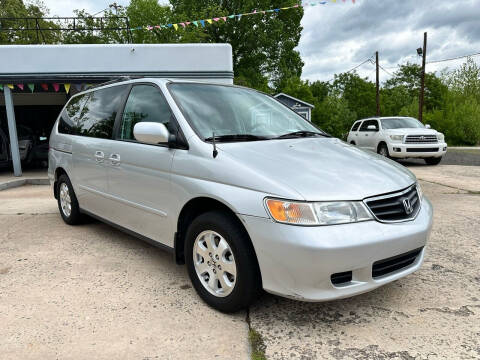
218, 138, 416, 201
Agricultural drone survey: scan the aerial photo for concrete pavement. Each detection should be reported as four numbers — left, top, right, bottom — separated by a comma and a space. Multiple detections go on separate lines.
1, 163, 480, 359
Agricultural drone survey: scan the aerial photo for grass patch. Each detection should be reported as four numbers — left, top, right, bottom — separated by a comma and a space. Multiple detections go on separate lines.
249, 328, 267, 360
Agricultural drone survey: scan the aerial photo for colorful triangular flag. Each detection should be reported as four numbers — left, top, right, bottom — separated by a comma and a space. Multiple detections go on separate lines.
52, 83, 60, 92
64, 84, 71, 93
28, 84, 34, 92
41, 84, 48, 91
17, 84, 24, 91
199, 20, 205, 27
206, 19, 213, 24
7, 84, 14, 89
192, 21, 198, 27
0, 84, 3, 91
173, 24, 178, 30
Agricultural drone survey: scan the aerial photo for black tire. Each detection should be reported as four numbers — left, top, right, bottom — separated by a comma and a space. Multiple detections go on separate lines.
57, 174, 83, 225
425, 156, 442, 165
185, 211, 261, 313
350, 141, 356, 145
378, 143, 390, 158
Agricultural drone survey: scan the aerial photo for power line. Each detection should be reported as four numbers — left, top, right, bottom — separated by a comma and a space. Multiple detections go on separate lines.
377, 63, 394, 77
427, 50, 480, 64
326, 57, 374, 82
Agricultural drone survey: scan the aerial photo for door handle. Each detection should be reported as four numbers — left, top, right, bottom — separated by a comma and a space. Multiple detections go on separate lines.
365, 134, 369, 136
94, 151, 104, 163
109, 153, 121, 165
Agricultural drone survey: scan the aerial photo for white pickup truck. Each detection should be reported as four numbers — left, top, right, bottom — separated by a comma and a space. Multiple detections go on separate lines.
347, 116, 447, 165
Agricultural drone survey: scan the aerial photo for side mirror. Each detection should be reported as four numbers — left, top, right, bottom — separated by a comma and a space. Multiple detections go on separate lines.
425, 124, 431, 129
133, 122, 169, 144
367, 125, 378, 131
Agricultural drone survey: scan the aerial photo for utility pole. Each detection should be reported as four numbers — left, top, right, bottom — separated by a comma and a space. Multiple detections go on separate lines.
376, 51, 380, 116
418, 32, 427, 123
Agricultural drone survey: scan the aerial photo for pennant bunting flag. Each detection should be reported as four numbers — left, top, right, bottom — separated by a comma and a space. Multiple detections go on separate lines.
192, 20, 198, 26
180, 22, 186, 27
0, 84, 3, 91
52, 83, 60, 92
222, 16, 227, 22
206, 19, 213, 24
41, 84, 49, 91
173, 23, 178, 30
28, 84, 34, 92
64, 84, 71, 93
213, 17, 220, 22
199, 20, 205, 27
17, 84, 24, 91
7, 84, 14, 89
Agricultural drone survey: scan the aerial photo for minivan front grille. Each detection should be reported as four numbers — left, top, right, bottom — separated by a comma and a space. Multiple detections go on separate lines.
405, 135, 437, 144
372, 248, 423, 278
364, 185, 420, 222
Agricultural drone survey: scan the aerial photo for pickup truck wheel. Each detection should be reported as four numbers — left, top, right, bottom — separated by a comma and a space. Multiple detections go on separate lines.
57, 174, 82, 225
185, 211, 261, 313
425, 157, 442, 165
378, 143, 390, 158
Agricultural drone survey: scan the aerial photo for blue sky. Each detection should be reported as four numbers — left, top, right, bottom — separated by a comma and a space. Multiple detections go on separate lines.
41, 0, 480, 82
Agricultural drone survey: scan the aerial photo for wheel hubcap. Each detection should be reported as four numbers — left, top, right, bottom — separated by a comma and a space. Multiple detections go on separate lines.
59, 183, 72, 217
380, 147, 388, 157
193, 230, 237, 297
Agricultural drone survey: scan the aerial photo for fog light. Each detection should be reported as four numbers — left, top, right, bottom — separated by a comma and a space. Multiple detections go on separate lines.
443, 147, 447, 151
393, 147, 401, 152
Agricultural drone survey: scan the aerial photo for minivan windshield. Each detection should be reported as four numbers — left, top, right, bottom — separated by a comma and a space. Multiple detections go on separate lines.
381, 117, 424, 129
168, 83, 326, 141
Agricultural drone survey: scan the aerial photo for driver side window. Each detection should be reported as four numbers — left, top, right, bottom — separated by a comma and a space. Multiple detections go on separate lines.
120, 85, 173, 141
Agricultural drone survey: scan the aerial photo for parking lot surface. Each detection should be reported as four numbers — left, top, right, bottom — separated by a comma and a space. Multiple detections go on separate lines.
1, 164, 479, 359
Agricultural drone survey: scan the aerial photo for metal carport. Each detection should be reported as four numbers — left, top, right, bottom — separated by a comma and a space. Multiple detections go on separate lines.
0, 43, 234, 176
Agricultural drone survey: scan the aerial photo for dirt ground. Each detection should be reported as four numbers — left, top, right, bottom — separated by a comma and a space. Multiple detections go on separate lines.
1, 164, 479, 359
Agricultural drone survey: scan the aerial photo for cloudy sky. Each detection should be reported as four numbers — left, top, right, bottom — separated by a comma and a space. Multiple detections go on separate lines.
41, 0, 480, 82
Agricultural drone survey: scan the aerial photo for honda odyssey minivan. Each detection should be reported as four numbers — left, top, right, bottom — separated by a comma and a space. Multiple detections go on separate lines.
49, 78, 433, 312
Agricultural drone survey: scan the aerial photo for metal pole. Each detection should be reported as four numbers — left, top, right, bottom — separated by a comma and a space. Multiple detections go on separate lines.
376, 51, 380, 116
4, 86, 22, 177
418, 32, 427, 123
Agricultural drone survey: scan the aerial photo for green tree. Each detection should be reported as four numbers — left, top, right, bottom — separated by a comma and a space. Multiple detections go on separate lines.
168, 0, 304, 92
313, 95, 357, 139
331, 71, 376, 119
0, 0, 60, 44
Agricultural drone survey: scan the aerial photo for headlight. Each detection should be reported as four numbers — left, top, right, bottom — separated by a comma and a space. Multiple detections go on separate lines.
437, 132, 445, 141
265, 199, 373, 226
389, 135, 404, 142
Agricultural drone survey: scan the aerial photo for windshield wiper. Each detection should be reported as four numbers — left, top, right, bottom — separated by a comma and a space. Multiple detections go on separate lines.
204, 134, 271, 142
275, 130, 330, 139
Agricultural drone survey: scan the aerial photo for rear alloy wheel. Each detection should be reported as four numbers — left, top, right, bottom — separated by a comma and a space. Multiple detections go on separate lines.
425, 156, 442, 165
57, 174, 83, 225
378, 143, 390, 158
185, 211, 261, 313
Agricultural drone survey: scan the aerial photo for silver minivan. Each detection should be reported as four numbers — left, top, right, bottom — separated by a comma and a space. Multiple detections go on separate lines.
49, 78, 433, 312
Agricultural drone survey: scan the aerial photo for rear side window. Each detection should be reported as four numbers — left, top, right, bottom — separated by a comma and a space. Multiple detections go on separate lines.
351, 121, 361, 131
59, 94, 89, 135
59, 85, 127, 139
119, 85, 174, 141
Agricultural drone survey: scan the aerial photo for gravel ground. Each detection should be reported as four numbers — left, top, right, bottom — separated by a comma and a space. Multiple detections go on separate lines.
1, 164, 479, 359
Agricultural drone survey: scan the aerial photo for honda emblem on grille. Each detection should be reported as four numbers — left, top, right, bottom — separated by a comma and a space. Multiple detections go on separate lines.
403, 198, 413, 215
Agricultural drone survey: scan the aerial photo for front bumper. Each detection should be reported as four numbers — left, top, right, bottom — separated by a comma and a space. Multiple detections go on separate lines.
241, 197, 433, 301
388, 142, 447, 158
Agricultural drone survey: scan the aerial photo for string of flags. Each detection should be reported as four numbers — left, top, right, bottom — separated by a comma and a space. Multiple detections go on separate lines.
132, 0, 355, 32
0, 83, 92, 93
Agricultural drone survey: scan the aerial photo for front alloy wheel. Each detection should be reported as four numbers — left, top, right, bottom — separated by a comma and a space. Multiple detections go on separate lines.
185, 211, 261, 313
59, 183, 72, 218
193, 230, 237, 297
